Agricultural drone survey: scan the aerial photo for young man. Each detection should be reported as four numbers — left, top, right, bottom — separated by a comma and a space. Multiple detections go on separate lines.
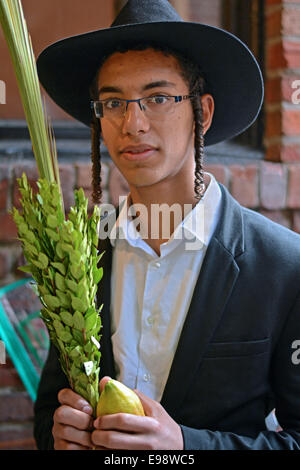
34, 0, 300, 450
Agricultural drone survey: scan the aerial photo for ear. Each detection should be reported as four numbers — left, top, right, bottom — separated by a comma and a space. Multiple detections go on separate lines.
201, 94, 215, 135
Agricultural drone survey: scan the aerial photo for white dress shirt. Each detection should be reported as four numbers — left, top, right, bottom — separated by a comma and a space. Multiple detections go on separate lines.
108, 173, 222, 402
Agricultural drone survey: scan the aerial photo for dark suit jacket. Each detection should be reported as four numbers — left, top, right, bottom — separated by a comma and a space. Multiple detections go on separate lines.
34, 184, 300, 450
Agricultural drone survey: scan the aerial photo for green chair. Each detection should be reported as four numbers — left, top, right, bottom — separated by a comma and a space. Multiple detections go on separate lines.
0, 278, 50, 401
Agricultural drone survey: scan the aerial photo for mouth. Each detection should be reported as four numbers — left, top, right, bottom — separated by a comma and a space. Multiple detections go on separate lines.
120, 145, 158, 161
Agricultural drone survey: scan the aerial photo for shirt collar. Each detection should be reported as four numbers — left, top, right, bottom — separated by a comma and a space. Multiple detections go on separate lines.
109, 172, 222, 248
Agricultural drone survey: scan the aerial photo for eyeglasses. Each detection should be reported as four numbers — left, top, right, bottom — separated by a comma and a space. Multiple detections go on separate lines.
91, 95, 196, 121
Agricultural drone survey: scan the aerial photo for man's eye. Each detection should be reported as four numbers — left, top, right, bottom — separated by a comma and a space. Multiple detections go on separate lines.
148, 96, 170, 105
105, 99, 122, 109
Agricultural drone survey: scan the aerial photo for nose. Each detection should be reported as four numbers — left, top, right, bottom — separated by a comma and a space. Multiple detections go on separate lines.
121, 101, 150, 136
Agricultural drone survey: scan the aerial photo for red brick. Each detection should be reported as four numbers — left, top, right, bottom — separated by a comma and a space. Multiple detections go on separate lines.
282, 8, 300, 36
267, 41, 300, 70
266, 141, 300, 163
282, 109, 300, 136
266, 75, 300, 104
0, 392, 34, 421
204, 164, 228, 186
0, 437, 37, 450
267, 42, 285, 69
0, 424, 36, 450
0, 249, 12, 280
229, 165, 259, 208
0, 212, 18, 243
0, 364, 24, 388
76, 162, 93, 188
267, 0, 300, 5
0, 179, 8, 211
281, 142, 300, 162
266, 9, 282, 38
265, 109, 282, 139
266, 142, 282, 162
260, 209, 292, 229
265, 109, 300, 139
287, 164, 300, 208
266, 77, 282, 104
283, 40, 300, 68
260, 162, 287, 209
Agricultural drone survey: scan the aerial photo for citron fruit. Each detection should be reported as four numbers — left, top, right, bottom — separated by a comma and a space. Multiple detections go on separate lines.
96, 379, 145, 417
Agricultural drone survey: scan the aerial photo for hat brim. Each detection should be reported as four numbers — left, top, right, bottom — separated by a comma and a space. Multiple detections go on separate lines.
37, 21, 264, 147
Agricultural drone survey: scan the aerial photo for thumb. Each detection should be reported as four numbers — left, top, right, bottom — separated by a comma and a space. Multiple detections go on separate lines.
99, 376, 112, 393
133, 389, 160, 418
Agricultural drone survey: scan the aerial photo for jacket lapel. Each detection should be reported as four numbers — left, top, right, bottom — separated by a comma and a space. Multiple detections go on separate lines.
160, 184, 245, 417
96, 206, 120, 381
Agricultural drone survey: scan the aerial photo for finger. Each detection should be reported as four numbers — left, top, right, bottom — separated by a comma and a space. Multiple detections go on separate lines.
55, 422, 93, 448
133, 390, 161, 418
94, 413, 156, 433
58, 388, 93, 415
54, 405, 94, 431
91, 429, 152, 450
55, 439, 91, 451
99, 376, 112, 393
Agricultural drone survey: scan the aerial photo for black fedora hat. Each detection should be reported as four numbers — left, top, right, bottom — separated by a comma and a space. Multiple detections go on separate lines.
37, 0, 264, 147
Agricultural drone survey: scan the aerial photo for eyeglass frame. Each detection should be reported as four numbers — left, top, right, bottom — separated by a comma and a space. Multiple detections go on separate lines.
90, 94, 198, 119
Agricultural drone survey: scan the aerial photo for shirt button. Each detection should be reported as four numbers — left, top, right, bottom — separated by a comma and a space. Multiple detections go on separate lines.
147, 316, 154, 326
154, 262, 161, 269
143, 373, 151, 382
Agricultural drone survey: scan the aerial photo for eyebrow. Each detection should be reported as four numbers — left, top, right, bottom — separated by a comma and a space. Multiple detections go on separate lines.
98, 80, 177, 95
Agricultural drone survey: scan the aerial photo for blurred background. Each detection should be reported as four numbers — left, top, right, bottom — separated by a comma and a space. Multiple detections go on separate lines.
0, 0, 299, 449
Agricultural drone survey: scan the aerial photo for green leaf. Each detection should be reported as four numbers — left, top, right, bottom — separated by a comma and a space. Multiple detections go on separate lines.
56, 290, 71, 308
44, 294, 60, 310
70, 263, 84, 281
60, 310, 74, 327
72, 297, 88, 313
93, 267, 103, 285
69, 250, 81, 265
45, 228, 60, 242
55, 272, 66, 291
24, 241, 38, 257
47, 214, 59, 228
18, 264, 33, 274
66, 279, 78, 293
72, 328, 84, 345
53, 319, 64, 332
38, 252, 49, 269
58, 330, 73, 343
51, 262, 66, 276
73, 310, 85, 330
55, 242, 66, 259
85, 311, 97, 332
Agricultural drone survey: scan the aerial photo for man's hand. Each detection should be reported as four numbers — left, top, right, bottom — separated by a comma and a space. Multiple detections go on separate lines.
91, 377, 184, 450
52, 388, 94, 450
